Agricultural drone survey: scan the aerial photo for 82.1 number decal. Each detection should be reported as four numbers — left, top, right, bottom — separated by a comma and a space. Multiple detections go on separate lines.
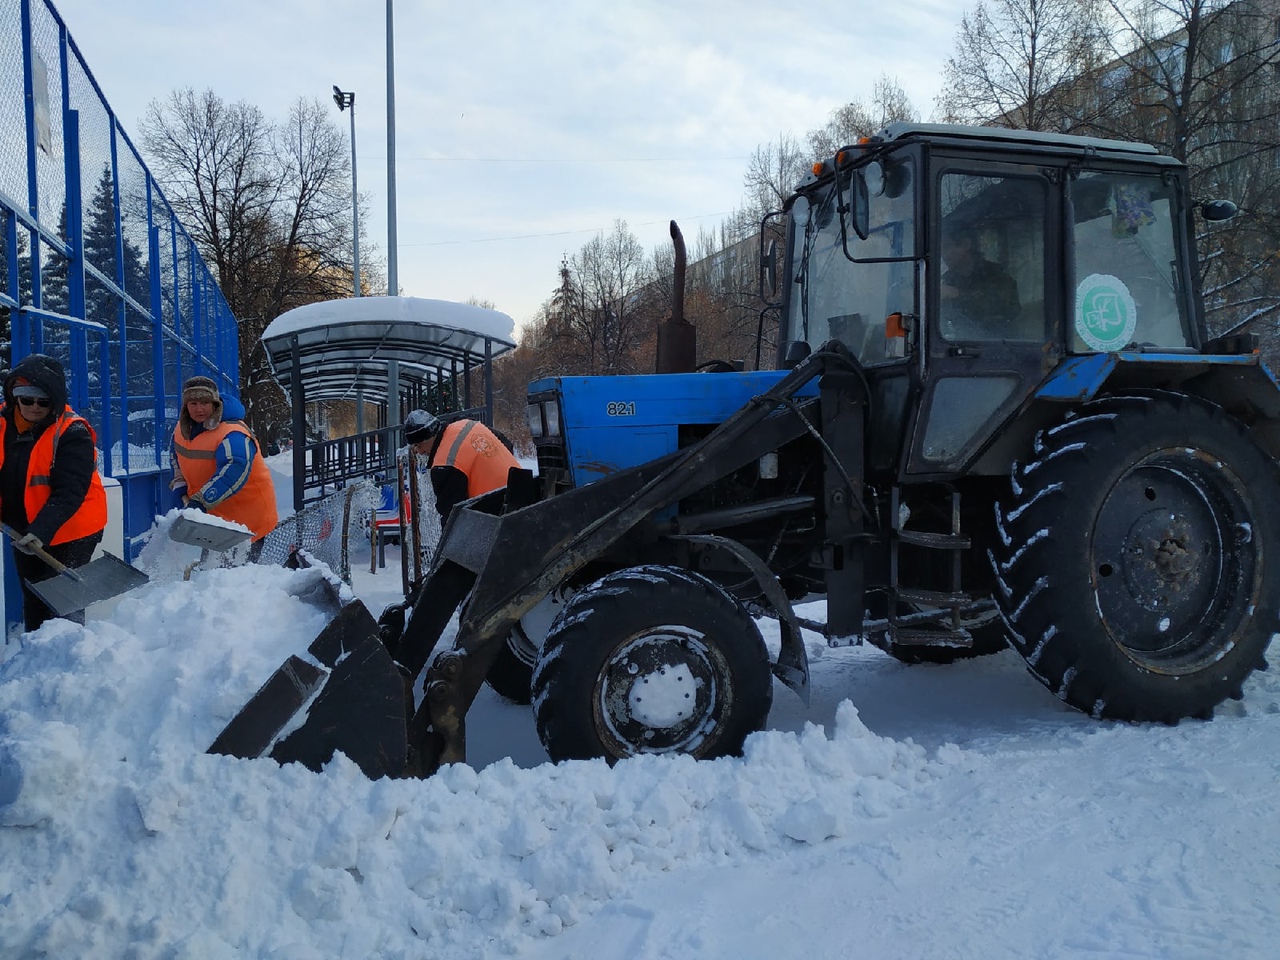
606, 401, 636, 417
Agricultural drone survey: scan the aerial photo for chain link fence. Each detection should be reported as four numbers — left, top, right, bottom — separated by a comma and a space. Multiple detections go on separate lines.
2, 0, 240, 561
199, 457, 443, 588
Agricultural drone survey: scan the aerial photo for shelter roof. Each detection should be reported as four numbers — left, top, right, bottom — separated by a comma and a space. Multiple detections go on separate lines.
260, 296, 517, 402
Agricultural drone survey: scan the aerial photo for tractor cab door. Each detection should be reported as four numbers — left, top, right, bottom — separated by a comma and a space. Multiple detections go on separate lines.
780, 146, 922, 475
907, 162, 1059, 476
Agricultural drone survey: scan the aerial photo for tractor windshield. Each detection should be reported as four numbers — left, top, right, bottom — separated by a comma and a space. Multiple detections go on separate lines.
1069, 171, 1192, 351
785, 155, 917, 364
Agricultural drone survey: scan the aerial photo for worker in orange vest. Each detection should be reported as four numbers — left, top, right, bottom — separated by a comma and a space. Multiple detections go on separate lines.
171, 376, 278, 557
0, 354, 108, 630
403, 410, 519, 519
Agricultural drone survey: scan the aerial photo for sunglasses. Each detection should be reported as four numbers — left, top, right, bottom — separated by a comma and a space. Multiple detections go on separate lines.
17, 396, 51, 409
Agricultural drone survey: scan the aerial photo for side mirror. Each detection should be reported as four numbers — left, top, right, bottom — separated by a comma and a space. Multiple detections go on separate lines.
1201, 199, 1238, 222
847, 169, 870, 241
761, 239, 778, 296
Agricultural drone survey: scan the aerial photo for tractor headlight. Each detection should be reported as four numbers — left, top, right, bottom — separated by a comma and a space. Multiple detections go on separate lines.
544, 399, 562, 438
526, 402, 544, 439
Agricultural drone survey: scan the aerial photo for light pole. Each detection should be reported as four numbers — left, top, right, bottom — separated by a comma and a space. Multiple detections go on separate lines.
331, 85, 360, 297
386, 0, 398, 297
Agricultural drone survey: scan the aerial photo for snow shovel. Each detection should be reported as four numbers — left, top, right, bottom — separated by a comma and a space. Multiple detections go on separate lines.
169, 510, 255, 552
2, 524, 150, 618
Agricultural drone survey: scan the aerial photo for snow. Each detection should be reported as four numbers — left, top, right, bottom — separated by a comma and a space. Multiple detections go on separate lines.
261, 296, 517, 345
2, 459, 1280, 957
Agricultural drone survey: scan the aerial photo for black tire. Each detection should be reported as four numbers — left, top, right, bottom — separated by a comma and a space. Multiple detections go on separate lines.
990, 391, 1278, 722
483, 589, 577, 705
530, 565, 774, 763
484, 625, 536, 705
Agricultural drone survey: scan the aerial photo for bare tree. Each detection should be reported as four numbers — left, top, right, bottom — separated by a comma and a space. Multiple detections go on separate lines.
938, 0, 1107, 130
808, 76, 919, 159
1079, 1, 1280, 340
140, 88, 278, 315
742, 134, 809, 224
141, 90, 369, 444
548, 220, 655, 375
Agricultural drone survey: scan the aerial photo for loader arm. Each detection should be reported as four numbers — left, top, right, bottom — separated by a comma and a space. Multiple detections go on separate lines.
400, 343, 861, 775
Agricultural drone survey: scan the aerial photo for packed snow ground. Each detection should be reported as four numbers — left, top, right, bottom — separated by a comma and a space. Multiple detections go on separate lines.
1, 460, 1279, 958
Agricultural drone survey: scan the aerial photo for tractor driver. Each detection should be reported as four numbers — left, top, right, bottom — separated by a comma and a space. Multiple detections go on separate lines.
940, 229, 1020, 337
403, 410, 520, 520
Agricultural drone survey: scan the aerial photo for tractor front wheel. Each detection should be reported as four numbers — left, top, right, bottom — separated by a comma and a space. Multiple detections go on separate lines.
531, 565, 773, 763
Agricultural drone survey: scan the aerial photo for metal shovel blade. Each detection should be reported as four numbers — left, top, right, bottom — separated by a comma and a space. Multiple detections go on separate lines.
26, 552, 151, 617
208, 600, 409, 779
169, 512, 255, 552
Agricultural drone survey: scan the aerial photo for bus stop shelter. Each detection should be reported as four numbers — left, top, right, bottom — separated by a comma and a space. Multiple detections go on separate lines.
261, 296, 517, 510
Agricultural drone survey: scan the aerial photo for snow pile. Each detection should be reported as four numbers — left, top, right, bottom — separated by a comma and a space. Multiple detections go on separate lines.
0, 561, 945, 958
1, 540, 1279, 957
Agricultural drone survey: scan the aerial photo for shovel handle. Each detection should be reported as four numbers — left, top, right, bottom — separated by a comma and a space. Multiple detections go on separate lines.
1, 523, 84, 582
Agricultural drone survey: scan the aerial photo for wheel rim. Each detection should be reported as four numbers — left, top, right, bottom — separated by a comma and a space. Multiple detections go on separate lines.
593, 626, 726, 757
1091, 450, 1257, 670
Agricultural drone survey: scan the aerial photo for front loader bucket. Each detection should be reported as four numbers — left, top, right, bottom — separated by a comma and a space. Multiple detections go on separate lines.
208, 599, 409, 779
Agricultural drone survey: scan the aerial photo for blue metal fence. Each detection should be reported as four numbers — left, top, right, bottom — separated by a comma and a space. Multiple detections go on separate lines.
1, 0, 241, 559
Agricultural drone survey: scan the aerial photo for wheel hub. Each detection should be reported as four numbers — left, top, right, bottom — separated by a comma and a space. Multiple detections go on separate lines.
1153, 534, 1195, 580
1093, 459, 1230, 655
597, 627, 720, 755
627, 662, 698, 729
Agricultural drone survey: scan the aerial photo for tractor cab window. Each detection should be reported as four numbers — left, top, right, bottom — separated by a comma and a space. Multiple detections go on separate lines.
1068, 172, 1190, 352
938, 173, 1047, 342
785, 154, 917, 365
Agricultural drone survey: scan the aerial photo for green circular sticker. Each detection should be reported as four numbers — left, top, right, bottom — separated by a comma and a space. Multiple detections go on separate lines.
1075, 273, 1137, 351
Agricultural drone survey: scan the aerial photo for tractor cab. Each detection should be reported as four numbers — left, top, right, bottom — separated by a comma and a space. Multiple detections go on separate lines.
778, 123, 1200, 478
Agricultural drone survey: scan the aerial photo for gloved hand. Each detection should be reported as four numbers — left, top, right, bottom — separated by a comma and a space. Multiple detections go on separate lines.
182, 494, 207, 512
13, 532, 43, 555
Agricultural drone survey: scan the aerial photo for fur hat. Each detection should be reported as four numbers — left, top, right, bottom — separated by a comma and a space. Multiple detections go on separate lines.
182, 376, 220, 405
180, 375, 224, 431
403, 409, 442, 445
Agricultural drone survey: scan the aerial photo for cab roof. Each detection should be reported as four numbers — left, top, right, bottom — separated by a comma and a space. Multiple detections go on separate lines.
873, 122, 1179, 165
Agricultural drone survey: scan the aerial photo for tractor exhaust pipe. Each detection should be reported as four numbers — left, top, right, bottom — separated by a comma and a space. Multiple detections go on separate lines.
656, 220, 696, 374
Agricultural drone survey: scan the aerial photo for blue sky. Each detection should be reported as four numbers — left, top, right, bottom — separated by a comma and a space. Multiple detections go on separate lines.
48, 0, 963, 332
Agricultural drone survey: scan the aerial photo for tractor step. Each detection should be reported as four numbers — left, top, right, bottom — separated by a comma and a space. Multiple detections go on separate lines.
896, 529, 971, 550
891, 627, 974, 647
894, 586, 972, 607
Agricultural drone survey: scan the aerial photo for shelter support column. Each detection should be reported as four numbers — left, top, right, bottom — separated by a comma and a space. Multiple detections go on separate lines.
291, 334, 308, 513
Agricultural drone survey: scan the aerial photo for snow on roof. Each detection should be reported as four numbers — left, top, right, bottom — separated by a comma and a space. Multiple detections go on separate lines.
260, 296, 518, 403
262, 296, 517, 345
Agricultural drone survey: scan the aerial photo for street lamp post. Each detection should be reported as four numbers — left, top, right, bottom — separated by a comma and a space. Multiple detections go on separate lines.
386, 0, 398, 297
331, 85, 360, 298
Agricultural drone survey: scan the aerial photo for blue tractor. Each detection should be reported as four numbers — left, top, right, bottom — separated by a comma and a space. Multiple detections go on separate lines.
214, 124, 1280, 779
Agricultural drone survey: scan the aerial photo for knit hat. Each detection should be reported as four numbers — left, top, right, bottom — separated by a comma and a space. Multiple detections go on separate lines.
11, 378, 48, 400
403, 410, 442, 445
182, 376, 220, 405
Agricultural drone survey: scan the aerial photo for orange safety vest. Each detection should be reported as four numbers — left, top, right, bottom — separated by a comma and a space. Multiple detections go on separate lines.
173, 421, 278, 541
0, 410, 108, 545
432, 420, 520, 498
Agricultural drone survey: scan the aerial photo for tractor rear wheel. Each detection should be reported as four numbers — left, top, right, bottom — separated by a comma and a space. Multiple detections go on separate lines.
531, 565, 774, 763
991, 391, 1278, 722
